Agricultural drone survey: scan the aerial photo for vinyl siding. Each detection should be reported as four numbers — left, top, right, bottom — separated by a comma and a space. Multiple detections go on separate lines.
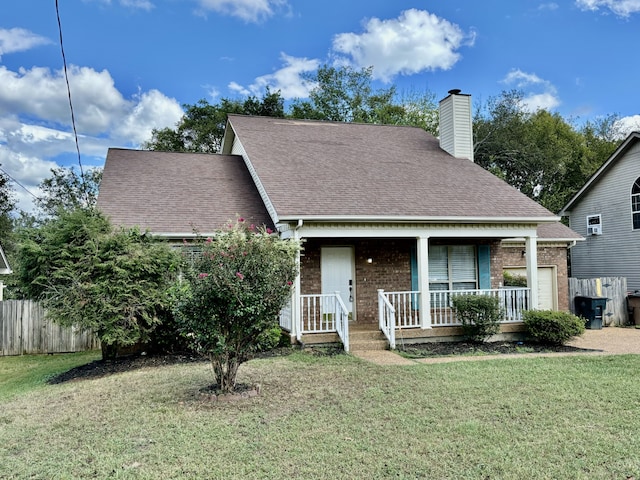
568, 141, 640, 291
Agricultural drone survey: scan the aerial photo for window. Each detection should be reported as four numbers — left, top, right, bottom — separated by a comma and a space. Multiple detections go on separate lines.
428, 245, 478, 291
633, 177, 640, 230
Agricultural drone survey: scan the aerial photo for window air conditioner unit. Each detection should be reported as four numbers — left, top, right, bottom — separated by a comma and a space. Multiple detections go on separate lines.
587, 225, 602, 236
586, 215, 602, 235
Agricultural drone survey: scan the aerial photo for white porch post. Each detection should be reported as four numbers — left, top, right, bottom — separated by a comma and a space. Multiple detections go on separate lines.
292, 231, 302, 341
417, 236, 432, 329
525, 235, 539, 310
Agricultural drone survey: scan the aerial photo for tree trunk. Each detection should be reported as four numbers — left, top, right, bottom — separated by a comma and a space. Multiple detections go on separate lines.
210, 354, 240, 393
101, 342, 118, 361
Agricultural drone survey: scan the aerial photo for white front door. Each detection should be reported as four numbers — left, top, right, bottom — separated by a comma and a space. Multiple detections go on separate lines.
321, 246, 355, 320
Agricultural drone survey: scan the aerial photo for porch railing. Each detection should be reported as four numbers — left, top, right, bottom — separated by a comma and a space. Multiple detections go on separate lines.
300, 293, 349, 351
378, 287, 530, 328
431, 288, 530, 326
377, 289, 396, 349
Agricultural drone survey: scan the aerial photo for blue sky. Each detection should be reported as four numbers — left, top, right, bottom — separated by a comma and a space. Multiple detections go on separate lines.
2, 0, 640, 212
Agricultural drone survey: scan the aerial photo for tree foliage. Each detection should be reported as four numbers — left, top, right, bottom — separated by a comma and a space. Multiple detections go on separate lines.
34, 167, 102, 218
144, 88, 285, 153
0, 165, 15, 242
17, 208, 180, 360
474, 90, 620, 213
175, 219, 299, 393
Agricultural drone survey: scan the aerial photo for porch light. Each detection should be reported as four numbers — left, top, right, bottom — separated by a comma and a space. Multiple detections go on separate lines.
367, 258, 373, 264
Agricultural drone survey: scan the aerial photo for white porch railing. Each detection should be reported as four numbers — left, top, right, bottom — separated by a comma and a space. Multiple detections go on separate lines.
431, 288, 530, 326
300, 293, 349, 351
378, 287, 531, 328
378, 289, 396, 349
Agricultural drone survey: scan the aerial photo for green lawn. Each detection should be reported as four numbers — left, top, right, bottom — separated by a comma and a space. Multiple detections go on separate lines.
1, 351, 640, 479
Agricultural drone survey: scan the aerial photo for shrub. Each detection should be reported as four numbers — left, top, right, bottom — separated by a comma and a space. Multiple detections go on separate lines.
503, 271, 528, 287
451, 294, 504, 342
523, 310, 585, 345
174, 218, 299, 393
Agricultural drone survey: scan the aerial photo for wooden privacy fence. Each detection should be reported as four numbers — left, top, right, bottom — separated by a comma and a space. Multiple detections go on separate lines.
0, 300, 99, 356
568, 277, 628, 326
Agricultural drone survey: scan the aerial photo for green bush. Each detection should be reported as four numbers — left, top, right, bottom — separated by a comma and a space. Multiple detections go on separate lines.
503, 271, 528, 287
451, 294, 504, 342
523, 310, 585, 345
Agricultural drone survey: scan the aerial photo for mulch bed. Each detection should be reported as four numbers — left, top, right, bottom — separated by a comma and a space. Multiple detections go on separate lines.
397, 340, 599, 358
47, 340, 597, 385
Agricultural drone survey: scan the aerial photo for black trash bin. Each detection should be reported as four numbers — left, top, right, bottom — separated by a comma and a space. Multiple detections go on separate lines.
574, 296, 607, 329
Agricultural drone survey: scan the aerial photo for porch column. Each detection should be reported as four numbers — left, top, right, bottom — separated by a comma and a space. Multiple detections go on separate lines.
417, 236, 432, 329
292, 232, 302, 341
525, 235, 539, 310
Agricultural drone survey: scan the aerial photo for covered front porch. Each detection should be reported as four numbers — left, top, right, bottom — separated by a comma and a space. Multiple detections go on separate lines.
277, 221, 544, 352
279, 287, 531, 351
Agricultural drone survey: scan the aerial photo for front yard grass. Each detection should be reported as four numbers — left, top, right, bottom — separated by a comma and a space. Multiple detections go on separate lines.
1, 351, 640, 479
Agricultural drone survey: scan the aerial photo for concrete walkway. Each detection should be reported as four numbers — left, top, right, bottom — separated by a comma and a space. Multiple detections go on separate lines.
351, 327, 640, 366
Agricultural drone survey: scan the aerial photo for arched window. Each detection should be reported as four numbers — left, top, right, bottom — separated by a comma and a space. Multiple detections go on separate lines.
632, 177, 640, 230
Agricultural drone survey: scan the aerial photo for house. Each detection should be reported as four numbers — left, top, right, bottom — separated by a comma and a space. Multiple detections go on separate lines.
560, 131, 640, 291
0, 244, 11, 301
98, 90, 572, 350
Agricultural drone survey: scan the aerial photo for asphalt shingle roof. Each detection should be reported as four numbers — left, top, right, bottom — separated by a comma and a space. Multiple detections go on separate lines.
97, 148, 273, 235
227, 115, 556, 220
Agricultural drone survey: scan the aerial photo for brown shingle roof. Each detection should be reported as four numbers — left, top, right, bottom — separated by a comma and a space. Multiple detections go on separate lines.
97, 148, 273, 235
537, 222, 583, 241
227, 115, 556, 220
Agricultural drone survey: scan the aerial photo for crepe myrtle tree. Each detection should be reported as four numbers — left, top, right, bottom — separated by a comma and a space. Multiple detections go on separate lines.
175, 218, 299, 393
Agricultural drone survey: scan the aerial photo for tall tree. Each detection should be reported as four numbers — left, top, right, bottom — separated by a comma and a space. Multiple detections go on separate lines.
473, 90, 617, 213
144, 88, 285, 153
34, 167, 102, 218
290, 65, 398, 123
0, 166, 15, 245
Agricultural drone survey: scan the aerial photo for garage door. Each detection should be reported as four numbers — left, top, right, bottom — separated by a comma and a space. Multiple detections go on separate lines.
504, 267, 557, 311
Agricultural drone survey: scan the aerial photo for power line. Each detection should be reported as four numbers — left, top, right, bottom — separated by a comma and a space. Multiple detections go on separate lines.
0, 166, 40, 201
55, 0, 89, 204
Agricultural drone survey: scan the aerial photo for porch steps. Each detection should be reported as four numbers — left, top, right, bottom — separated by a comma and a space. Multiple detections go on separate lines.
348, 326, 389, 352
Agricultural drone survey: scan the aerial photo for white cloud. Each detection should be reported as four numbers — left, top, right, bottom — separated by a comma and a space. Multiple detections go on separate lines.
576, 0, 640, 16
538, 3, 560, 10
0, 64, 183, 212
616, 115, 640, 137
501, 69, 560, 112
84, 0, 155, 10
230, 54, 320, 99
331, 9, 475, 82
195, 0, 288, 23
0, 28, 51, 59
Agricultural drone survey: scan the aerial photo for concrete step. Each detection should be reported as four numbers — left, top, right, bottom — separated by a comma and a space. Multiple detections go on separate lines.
349, 338, 389, 351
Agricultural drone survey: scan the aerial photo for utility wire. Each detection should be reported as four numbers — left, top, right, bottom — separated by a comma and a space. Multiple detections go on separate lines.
0, 166, 40, 201
55, 0, 89, 204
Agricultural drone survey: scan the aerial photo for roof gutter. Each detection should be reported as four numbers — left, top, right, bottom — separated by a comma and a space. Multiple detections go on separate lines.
277, 215, 561, 224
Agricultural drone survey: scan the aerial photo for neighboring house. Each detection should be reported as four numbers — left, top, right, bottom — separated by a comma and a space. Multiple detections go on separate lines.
0, 244, 12, 301
560, 131, 640, 291
98, 90, 570, 350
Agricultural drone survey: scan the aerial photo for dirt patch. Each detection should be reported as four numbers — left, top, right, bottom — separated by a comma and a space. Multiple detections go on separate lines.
397, 340, 599, 358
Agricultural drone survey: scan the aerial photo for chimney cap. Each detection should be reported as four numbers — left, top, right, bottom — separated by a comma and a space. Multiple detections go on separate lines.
448, 89, 462, 95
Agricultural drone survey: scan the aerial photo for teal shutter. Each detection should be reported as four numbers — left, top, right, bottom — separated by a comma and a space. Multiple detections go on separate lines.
478, 245, 491, 289
410, 245, 418, 291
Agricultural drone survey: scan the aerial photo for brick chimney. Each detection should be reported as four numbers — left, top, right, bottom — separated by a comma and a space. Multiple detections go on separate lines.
438, 89, 474, 162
